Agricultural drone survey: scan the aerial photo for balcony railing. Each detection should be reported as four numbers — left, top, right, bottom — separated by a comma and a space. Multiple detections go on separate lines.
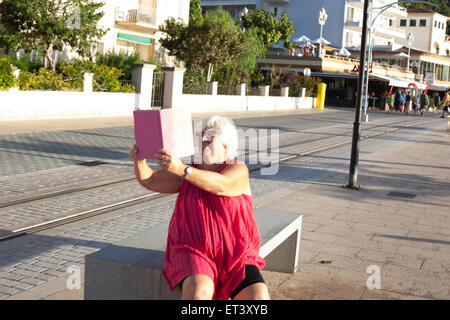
201, 0, 257, 4
115, 7, 157, 25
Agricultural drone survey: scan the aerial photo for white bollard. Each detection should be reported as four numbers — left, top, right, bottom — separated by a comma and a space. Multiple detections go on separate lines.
83, 72, 94, 93
208, 81, 218, 96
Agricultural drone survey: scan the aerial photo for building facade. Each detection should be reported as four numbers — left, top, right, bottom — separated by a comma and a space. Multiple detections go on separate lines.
97, 0, 189, 64
201, 0, 407, 49
2, 0, 190, 66
396, 8, 450, 56
202, 0, 449, 99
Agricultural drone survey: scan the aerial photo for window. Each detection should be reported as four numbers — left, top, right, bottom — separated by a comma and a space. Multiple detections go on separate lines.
435, 20, 437, 28
410, 19, 416, 27
438, 22, 441, 29
389, 19, 393, 27
96, 42, 104, 55
447, 49, 450, 56
420, 19, 426, 27
400, 19, 407, 27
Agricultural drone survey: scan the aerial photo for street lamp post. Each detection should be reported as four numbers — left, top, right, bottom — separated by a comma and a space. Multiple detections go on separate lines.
407, 32, 415, 71
363, 0, 374, 123
347, 0, 370, 190
317, 8, 328, 57
347, 0, 437, 190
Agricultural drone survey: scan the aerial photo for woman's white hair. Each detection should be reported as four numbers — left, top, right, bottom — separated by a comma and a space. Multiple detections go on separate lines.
201, 116, 238, 160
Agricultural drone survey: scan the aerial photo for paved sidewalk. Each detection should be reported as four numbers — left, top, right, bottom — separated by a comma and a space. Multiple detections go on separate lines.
260, 119, 450, 299
1, 110, 448, 300
0, 109, 325, 135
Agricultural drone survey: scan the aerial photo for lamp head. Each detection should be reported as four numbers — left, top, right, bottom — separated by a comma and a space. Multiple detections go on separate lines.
317, 8, 328, 25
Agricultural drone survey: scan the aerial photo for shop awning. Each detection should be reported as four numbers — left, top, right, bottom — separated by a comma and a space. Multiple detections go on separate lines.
374, 74, 449, 91
117, 33, 152, 45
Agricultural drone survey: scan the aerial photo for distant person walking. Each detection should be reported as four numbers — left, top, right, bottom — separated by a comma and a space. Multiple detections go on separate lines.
434, 92, 441, 110
394, 90, 402, 112
414, 94, 420, 116
400, 90, 406, 112
405, 91, 411, 114
441, 90, 450, 118
420, 92, 429, 116
388, 94, 395, 112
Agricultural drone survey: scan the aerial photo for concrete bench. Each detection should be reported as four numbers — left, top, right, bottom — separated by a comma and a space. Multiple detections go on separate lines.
84, 208, 302, 300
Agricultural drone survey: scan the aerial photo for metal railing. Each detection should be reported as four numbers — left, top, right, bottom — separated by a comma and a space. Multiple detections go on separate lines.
151, 72, 165, 108
217, 85, 236, 96
115, 7, 157, 25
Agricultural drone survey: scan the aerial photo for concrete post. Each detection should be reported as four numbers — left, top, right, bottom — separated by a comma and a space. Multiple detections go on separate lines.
83, 72, 94, 93
13, 69, 20, 79
260, 85, 269, 97
236, 83, 246, 96
281, 87, 289, 97
132, 64, 157, 110
208, 81, 218, 96
162, 67, 186, 109
301, 88, 306, 98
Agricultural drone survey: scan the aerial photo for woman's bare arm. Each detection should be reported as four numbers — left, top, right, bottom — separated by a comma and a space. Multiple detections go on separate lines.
156, 149, 250, 197
130, 146, 182, 194
184, 163, 250, 197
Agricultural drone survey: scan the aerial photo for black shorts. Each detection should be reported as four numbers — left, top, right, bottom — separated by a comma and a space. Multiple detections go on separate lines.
230, 264, 265, 299
178, 264, 265, 299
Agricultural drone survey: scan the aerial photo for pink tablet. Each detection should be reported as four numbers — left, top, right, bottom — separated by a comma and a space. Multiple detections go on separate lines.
133, 109, 195, 159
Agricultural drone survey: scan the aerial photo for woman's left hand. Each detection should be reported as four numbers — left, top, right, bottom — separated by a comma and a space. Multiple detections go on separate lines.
155, 149, 186, 177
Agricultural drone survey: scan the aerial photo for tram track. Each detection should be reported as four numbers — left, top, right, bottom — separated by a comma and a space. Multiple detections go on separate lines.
0, 117, 431, 243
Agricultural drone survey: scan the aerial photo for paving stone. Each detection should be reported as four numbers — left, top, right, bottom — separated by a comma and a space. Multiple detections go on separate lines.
0, 285, 20, 296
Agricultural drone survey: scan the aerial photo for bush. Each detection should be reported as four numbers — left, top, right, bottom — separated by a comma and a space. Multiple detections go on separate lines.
0, 57, 16, 90
19, 60, 135, 93
18, 68, 69, 91
2, 55, 42, 73
183, 65, 208, 94
17, 72, 37, 90
95, 50, 142, 80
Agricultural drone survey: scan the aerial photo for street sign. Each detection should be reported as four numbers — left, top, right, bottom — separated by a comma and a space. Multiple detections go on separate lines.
426, 72, 435, 84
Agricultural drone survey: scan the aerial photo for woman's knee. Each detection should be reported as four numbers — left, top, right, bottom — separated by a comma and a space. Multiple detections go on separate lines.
233, 283, 270, 300
181, 274, 214, 300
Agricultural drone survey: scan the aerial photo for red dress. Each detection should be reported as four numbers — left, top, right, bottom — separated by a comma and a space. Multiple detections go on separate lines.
162, 163, 265, 300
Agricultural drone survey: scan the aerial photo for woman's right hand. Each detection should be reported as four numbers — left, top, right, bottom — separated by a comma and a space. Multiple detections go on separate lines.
129, 145, 143, 162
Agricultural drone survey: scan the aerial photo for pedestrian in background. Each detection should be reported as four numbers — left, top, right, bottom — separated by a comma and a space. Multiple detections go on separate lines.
420, 92, 429, 116
405, 91, 411, 114
400, 89, 406, 112
394, 90, 401, 112
434, 92, 441, 111
441, 90, 450, 118
388, 94, 395, 112
414, 94, 420, 116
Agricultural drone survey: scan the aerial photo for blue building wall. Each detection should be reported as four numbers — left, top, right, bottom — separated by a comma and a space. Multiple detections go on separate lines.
260, 0, 347, 48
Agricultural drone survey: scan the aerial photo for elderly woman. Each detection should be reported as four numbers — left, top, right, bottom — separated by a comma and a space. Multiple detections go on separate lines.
129, 116, 269, 300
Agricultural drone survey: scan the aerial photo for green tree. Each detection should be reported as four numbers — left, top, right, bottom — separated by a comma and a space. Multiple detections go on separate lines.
189, 0, 204, 26
0, 0, 107, 70
159, 8, 247, 80
241, 9, 296, 50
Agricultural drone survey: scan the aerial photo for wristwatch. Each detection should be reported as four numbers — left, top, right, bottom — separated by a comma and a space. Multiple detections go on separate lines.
183, 165, 193, 179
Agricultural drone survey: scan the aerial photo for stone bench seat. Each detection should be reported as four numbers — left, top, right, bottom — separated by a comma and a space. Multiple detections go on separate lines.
84, 208, 302, 300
